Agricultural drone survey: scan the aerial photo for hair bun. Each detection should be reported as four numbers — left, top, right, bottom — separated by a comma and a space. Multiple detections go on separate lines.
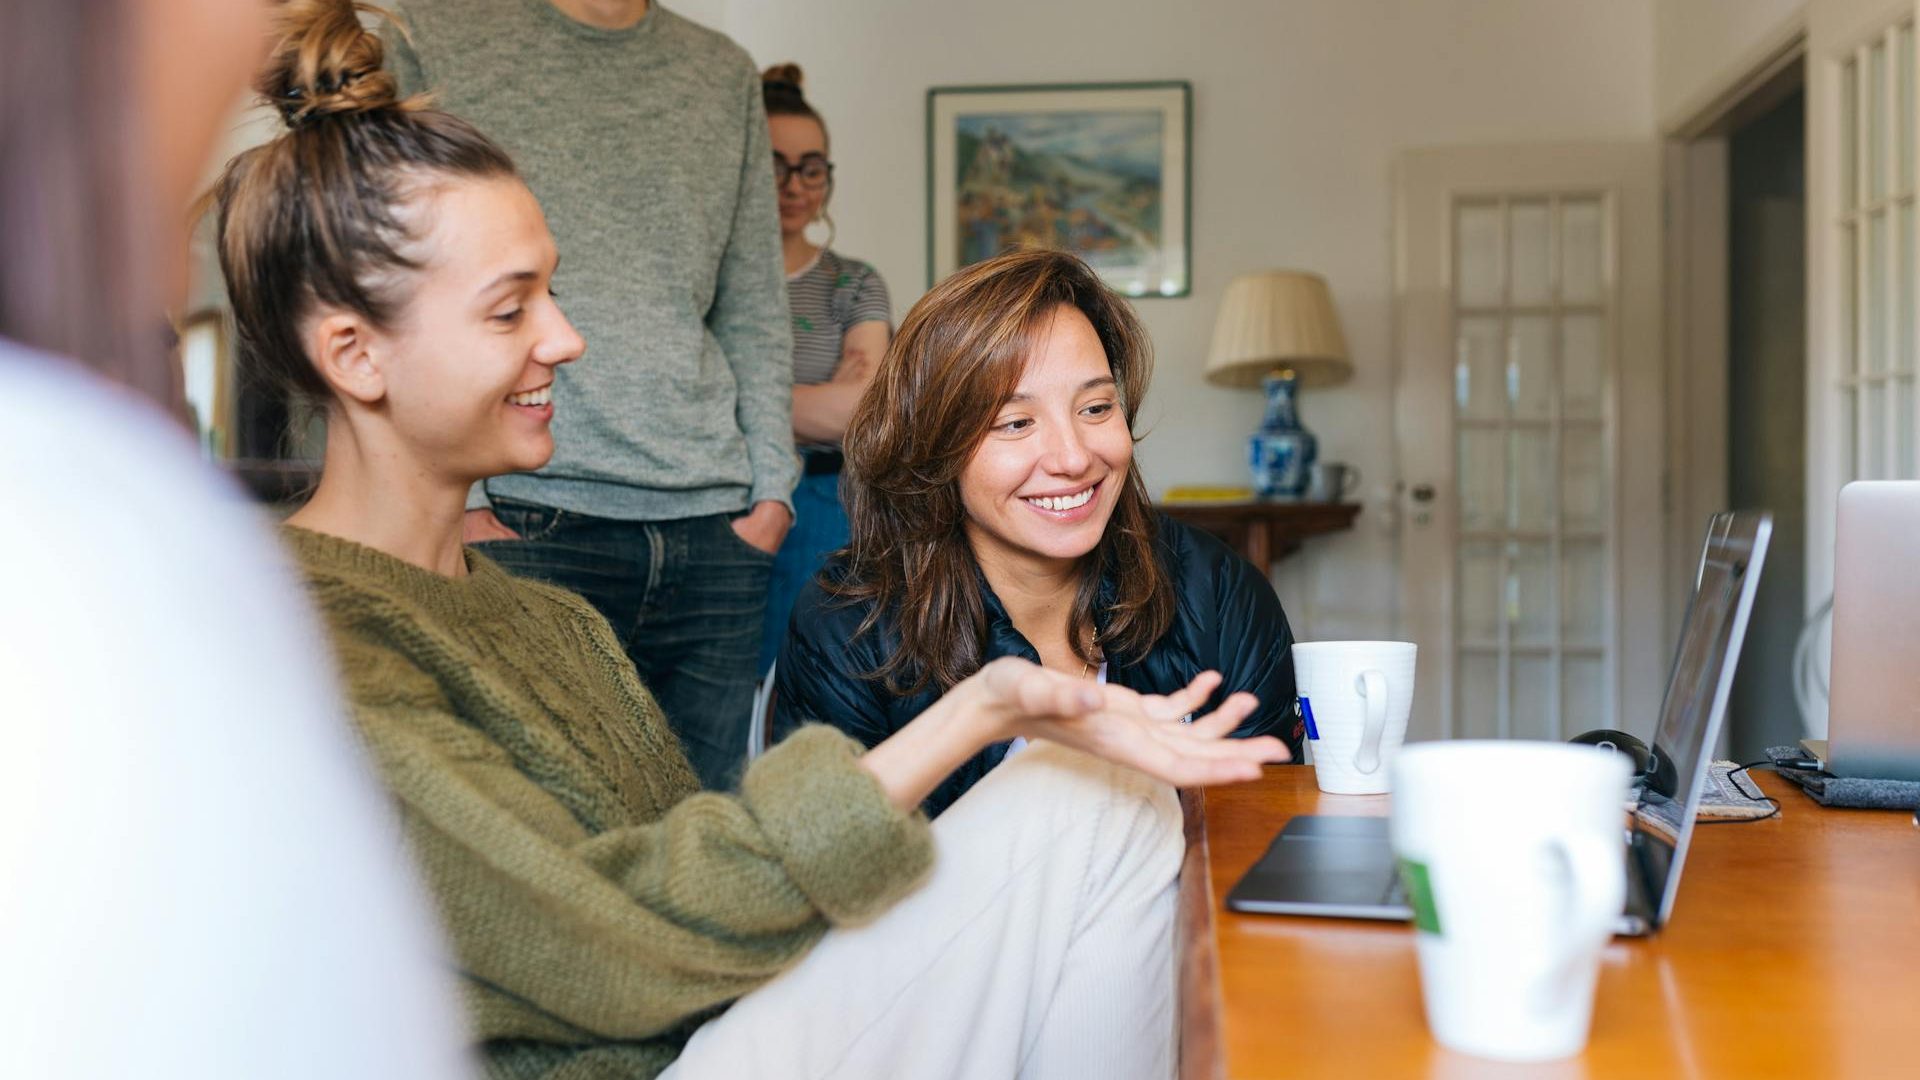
761, 62, 805, 90
263, 0, 404, 127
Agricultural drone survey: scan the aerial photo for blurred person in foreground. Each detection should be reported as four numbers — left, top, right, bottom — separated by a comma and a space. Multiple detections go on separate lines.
209, 5, 1289, 1076
0, 0, 471, 1076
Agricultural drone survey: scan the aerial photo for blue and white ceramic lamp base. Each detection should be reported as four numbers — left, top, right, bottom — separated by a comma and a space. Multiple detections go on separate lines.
1248, 369, 1316, 499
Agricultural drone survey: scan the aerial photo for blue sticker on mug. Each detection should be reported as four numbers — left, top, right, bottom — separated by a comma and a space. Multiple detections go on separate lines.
1300, 696, 1319, 741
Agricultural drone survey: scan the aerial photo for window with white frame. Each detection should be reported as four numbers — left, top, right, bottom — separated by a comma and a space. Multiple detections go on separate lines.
1837, 20, 1920, 480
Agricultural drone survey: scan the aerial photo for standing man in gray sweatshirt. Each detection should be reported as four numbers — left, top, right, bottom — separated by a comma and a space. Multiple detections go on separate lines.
385, 0, 796, 790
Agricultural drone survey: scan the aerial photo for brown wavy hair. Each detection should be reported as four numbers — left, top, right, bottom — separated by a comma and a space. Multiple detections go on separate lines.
830, 248, 1173, 694
207, 0, 516, 416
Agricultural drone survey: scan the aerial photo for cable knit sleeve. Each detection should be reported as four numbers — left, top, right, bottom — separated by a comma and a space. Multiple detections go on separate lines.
327, 630, 932, 1045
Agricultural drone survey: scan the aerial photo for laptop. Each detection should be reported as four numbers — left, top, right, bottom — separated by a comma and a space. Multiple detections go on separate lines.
1801, 481, 1920, 781
1226, 511, 1772, 936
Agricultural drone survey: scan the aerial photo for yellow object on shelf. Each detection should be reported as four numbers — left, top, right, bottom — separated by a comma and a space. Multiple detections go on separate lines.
1161, 485, 1256, 504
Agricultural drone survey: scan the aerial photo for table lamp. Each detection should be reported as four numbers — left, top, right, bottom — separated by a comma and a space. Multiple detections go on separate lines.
1204, 270, 1352, 499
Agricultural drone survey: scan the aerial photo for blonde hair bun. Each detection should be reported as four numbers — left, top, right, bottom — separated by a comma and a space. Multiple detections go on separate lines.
262, 0, 409, 127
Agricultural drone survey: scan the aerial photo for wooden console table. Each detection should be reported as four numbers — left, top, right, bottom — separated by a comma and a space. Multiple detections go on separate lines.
1158, 501, 1361, 572
1177, 767, 1920, 1079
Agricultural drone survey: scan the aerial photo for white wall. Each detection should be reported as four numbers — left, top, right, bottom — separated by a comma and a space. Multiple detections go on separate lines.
1654, 0, 1806, 131
715, 0, 1658, 639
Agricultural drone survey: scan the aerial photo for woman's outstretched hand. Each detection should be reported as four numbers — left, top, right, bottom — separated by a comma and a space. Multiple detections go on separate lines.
973, 658, 1291, 787
861, 657, 1290, 812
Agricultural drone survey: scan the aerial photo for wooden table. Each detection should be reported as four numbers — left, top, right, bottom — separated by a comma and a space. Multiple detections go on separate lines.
1158, 501, 1361, 572
1178, 767, 1920, 1079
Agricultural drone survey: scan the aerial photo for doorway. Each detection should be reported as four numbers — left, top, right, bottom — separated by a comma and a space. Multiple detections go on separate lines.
1726, 84, 1807, 761
1664, 37, 1808, 759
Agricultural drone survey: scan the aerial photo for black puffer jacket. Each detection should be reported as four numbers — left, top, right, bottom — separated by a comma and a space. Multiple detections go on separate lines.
773, 515, 1302, 817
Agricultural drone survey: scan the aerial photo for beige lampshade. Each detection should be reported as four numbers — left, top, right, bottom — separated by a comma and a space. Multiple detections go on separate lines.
1203, 270, 1353, 390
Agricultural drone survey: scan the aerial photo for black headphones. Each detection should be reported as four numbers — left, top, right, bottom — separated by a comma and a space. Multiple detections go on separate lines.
1569, 728, 1680, 799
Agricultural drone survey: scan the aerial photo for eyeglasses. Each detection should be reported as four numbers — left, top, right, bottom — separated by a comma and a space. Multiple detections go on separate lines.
773, 153, 834, 190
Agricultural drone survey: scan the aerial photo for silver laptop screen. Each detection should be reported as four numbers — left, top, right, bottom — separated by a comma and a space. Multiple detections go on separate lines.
1632, 511, 1772, 926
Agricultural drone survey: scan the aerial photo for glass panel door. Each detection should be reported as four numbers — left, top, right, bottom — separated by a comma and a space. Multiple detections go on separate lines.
1451, 195, 1614, 738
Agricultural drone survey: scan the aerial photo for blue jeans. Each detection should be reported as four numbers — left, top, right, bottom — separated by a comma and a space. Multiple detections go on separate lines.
478, 500, 772, 791
760, 472, 851, 672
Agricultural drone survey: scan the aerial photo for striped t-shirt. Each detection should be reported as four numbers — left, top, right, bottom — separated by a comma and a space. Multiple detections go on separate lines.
788, 248, 891, 386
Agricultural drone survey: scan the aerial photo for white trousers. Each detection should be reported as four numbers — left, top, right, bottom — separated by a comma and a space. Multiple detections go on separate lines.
662, 740, 1184, 1080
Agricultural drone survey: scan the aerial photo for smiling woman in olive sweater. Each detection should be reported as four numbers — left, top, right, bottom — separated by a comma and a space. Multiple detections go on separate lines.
212, 4, 1288, 1077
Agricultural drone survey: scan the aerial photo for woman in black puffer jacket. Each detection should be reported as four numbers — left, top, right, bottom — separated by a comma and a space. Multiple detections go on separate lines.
773, 249, 1302, 817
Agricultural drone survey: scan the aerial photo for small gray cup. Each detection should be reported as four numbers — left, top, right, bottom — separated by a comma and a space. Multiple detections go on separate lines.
1308, 462, 1362, 503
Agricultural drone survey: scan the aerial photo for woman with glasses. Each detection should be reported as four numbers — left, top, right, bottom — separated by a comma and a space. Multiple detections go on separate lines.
758, 64, 894, 672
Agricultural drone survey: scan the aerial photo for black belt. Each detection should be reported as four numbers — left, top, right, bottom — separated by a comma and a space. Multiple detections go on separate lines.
802, 449, 844, 476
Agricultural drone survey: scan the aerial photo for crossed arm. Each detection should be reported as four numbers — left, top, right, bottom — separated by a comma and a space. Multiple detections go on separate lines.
791, 320, 889, 445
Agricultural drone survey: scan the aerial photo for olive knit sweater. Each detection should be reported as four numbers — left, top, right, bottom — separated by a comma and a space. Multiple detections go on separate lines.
283, 526, 935, 1078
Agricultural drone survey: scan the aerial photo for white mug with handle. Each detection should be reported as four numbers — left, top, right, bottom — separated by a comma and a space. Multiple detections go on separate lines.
1390, 741, 1632, 1062
1292, 641, 1415, 795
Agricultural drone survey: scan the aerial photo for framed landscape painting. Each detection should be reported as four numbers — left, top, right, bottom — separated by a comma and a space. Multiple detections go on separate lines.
927, 81, 1191, 297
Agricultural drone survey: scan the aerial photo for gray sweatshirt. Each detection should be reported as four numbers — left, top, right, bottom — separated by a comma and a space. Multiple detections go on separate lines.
386, 1, 796, 520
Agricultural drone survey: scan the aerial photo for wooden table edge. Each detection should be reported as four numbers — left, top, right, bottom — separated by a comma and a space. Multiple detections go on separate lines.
1176, 786, 1224, 1080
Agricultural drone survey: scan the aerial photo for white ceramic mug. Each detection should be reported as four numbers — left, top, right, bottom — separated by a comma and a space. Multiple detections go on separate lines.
1292, 641, 1415, 794
1390, 741, 1632, 1062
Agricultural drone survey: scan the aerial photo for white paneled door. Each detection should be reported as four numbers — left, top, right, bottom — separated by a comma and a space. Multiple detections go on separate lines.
1395, 145, 1666, 744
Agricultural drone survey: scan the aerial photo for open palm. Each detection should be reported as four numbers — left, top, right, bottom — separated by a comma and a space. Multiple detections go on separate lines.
978, 658, 1292, 787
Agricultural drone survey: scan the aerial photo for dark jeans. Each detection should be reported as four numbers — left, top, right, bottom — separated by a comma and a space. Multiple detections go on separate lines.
479, 499, 772, 791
